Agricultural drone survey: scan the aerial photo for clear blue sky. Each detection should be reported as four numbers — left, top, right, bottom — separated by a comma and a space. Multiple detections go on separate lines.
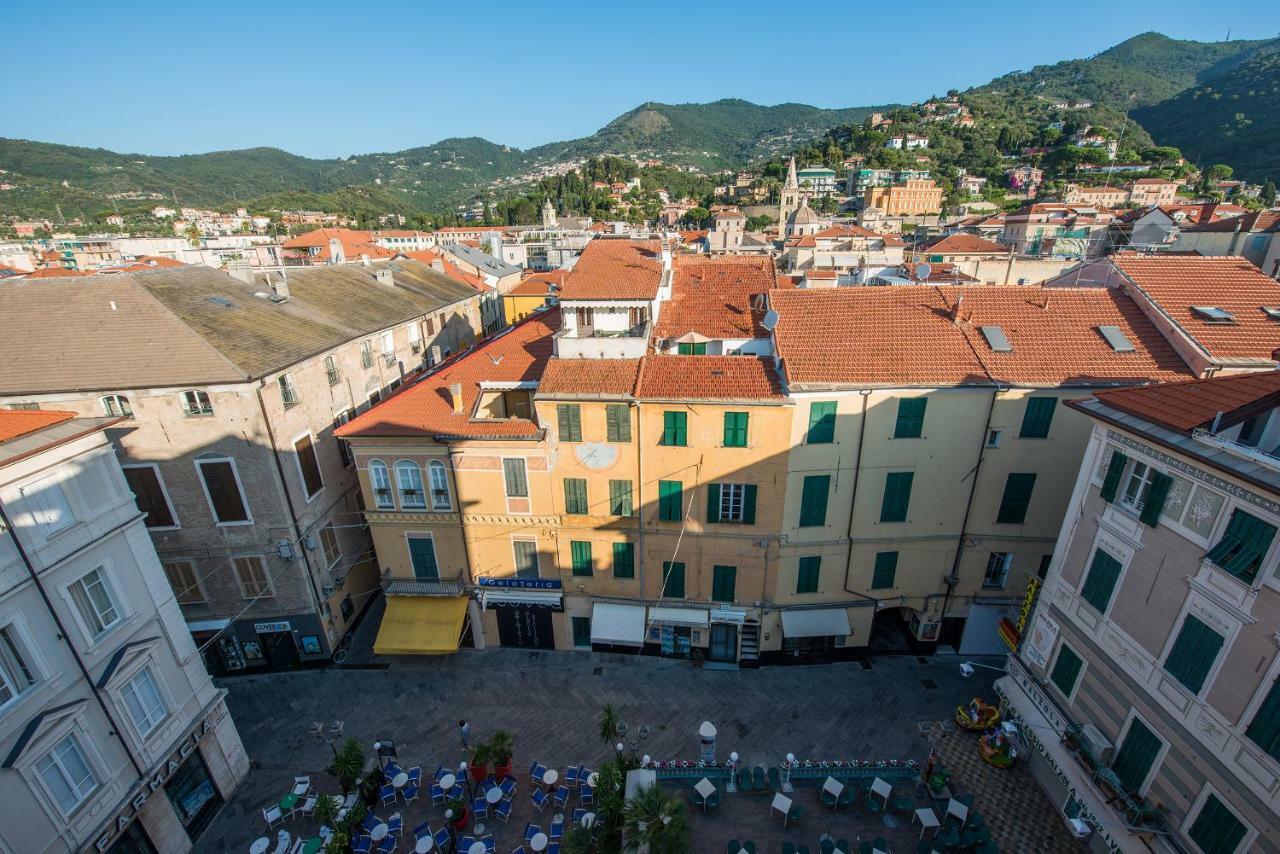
8, 0, 1276, 158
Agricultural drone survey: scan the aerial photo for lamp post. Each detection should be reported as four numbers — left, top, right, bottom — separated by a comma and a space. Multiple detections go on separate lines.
615, 742, 625, 761
726, 751, 739, 793
783, 752, 795, 793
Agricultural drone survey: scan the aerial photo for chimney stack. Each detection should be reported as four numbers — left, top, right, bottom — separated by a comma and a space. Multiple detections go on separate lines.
950, 294, 964, 323
448, 382, 464, 414
431, 258, 445, 272
660, 238, 672, 272
328, 237, 345, 264
271, 275, 290, 299
375, 268, 394, 287
361, 253, 371, 267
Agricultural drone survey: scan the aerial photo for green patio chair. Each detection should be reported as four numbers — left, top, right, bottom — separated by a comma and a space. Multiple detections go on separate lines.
745, 842, 757, 854
767, 767, 781, 791
860, 842, 873, 854
891, 794, 915, 818
820, 787, 838, 809
837, 786, 857, 809
836, 839, 850, 854
737, 768, 752, 793
797, 847, 810, 854
788, 803, 805, 826
751, 766, 766, 791
820, 840, 834, 854
727, 839, 739, 854
863, 793, 883, 817
873, 839, 887, 853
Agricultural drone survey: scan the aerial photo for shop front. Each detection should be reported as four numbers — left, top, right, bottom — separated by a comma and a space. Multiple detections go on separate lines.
479, 577, 562, 649
645, 606, 710, 659
589, 602, 647, 651
707, 605, 748, 665
779, 607, 852, 662
188, 613, 330, 673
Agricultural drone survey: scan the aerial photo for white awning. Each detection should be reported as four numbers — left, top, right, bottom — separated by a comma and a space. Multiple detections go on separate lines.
674, 331, 713, 344
648, 607, 710, 628
781, 608, 851, 638
591, 603, 646, 646
186, 618, 231, 633
481, 590, 562, 608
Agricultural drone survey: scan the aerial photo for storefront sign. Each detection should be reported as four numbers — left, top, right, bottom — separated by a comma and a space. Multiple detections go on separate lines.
253, 620, 292, 633
709, 606, 747, 625
477, 577, 562, 590
94, 709, 220, 852
1022, 612, 1060, 670
1016, 578, 1040, 635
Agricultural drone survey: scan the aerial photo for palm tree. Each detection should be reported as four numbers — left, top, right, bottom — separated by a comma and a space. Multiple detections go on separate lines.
328, 737, 365, 793
622, 784, 689, 854
598, 703, 619, 748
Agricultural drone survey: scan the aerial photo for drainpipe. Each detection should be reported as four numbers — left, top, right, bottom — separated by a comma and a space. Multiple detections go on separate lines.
444, 444, 476, 584
0, 500, 145, 778
939, 385, 1001, 626
842, 390, 876, 602
635, 402, 646, 601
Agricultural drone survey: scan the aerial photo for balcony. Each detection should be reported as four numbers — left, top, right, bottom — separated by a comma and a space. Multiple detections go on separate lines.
554, 321, 650, 359
383, 576, 466, 597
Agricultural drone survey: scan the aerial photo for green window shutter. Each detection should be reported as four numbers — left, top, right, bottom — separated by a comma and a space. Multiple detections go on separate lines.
723, 412, 749, 447
1164, 615, 1225, 695
1188, 794, 1248, 854
677, 342, 692, 355
706, 483, 722, 523
612, 542, 635, 578
1080, 548, 1123, 613
661, 410, 688, 446
996, 473, 1037, 524
677, 342, 707, 355
571, 616, 592, 647
694, 342, 707, 355
742, 484, 757, 525
658, 480, 683, 521
893, 398, 927, 439
796, 556, 821, 593
799, 475, 831, 527
1245, 678, 1280, 761
557, 404, 582, 442
871, 551, 898, 589
407, 537, 439, 580
563, 478, 588, 514
608, 480, 633, 516
880, 472, 914, 523
1020, 396, 1057, 438
807, 401, 836, 444
662, 561, 685, 598
1049, 645, 1084, 697
570, 540, 593, 576
1111, 718, 1162, 793
1139, 472, 1172, 527
1206, 509, 1278, 583
502, 458, 528, 496
1099, 451, 1127, 503
606, 404, 631, 442
712, 565, 737, 602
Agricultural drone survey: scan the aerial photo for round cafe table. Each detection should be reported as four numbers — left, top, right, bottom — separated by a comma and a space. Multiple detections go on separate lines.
414, 836, 435, 854
279, 793, 300, 814
439, 773, 456, 791
302, 838, 323, 854
542, 769, 559, 790
530, 832, 548, 852
468, 842, 486, 854
371, 823, 389, 842
393, 771, 409, 789
587, 772, 599, 788
486, 786, 503, 804
249, 838, 270, 854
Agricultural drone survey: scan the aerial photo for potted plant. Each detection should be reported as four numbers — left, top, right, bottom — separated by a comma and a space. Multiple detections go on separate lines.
312, 792, 340, 830
359, 768, 385, 809
468, 740, 490, 783
488, 731, 515, 782
445, 793, 470, 831
327, 737, 365, 794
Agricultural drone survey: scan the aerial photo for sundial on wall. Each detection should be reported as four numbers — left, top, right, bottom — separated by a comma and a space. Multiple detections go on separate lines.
573, 442, 619, 470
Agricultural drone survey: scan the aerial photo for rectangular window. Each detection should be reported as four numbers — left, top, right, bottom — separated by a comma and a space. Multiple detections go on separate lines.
1206, 509, 1277, 583
36, 735, 98, 815
996, 473, 1036, 524
1080, 547, 1123, 613
608, 480, 633, 517
122, 466, 176, 528
1019, 396, 1057, 438
571, 541, 593, 576
571, 616, 592, 648
293, 434, 324, 499
1049, 645, 1084, 697
557, 404, 582, 442
360, 341, 374, 368
1246, 677, 1280, 762
1119, 460, 1157, 514
871, 551, 898, 589
121, 667, 167, 737
1188, 794, 1248, 854
232, 556, 272, 598
68, 568, 121, 638
723, 412, 749, 447
606, 404, 631, 442
278, 373, 299, 408
712, 565, 737, 602
1164, 614, 1224, 695
807, 401, 836, 444
513, 540, 539, 578
677, 342, 707, 355
658, 480, 683, 521
983, 552, 1012, 589
325, 355, 340, 386
880, 472, 913, 523
612, 542, 635, 578
796, 556, 821, 593
180, 390, 213, 417
162, 560, 203, 605
661, 561, 685, 598
1111, 718, 1162, 793
17, 475, 75, 538
894, 398, 927, 439
502, 458, 528, 497
0, 624, 37, 707
563, 478, 588, 515
660, 411, 687, 446
319, 524, 341, 569
799, 475, 830, 527
407, 535, 439, 579
196, 459, 250, 524
334, 411, 354, 467
707, 483, 757, 524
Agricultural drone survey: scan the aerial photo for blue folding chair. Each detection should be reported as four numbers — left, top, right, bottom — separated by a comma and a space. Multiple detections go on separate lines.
564, 766, 581, 786
579, 785, 593, 806
550, 817, 564, 841
471, 796, 488, 821
494, 798, 513, 823
361, 814, 380, 835
459, 836, 476, 851
432, 825, 451, 851
572, 809, 586, 825
375, 835, 396, 854
500, 777, 517, 799
553, 786, 570, 809
403, 781, 420, 804
408, 766, 422, 784
387, 813, 403, 835
529, 761, 546, 784
530, 787, 550, 813
481, 835, 495, 853
413, 822, 431, 844
430, 782, 446, 805
352, 837, 372, 854
379, 784, 396, 806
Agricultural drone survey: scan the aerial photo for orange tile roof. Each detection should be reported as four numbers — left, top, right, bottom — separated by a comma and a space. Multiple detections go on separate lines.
1185, 210, 1280, 234
0, 410, 76, 443
806, 269, 838, 279
539, 358, 641, 396
814, 224, 878, 239
771, 286, 1193, 388
399, 250, 489, 291
1088, 370, 1280, 433
282, 228, 394, 261
23, 267, 89, 278
654, 256, 779, 340
336, 310, 559, 440
786, 236, 817, 248
636, 355, 785, 400
1111, 255, 1280, 362
508, 270, 567, 296
921, 233, 1009, 255
559, 239, 663, 300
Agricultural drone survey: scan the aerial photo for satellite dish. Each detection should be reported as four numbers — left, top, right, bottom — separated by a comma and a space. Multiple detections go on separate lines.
761, 310, 779, 332
915, 263, 932, 282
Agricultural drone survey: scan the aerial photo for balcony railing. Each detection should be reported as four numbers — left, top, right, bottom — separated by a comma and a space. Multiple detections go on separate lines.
383, 576, 465, 597
1192, 427, 1280, 472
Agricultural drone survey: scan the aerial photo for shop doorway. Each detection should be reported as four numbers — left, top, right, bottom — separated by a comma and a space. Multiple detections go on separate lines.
495, 605, 555, 649
708, 624, 738, 663
259, 631, 302, 669
165, 752, 223, 843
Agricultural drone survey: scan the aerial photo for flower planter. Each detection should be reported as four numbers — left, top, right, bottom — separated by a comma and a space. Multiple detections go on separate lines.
450, 805, 470, 831
469, 761, 488, 783
493, 758, 513, 782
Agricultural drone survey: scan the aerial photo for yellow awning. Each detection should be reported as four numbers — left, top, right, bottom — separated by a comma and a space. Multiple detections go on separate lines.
374, 595, 468, 655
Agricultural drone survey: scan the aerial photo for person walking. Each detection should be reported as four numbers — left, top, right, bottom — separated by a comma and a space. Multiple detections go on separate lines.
459, 719, 471, 750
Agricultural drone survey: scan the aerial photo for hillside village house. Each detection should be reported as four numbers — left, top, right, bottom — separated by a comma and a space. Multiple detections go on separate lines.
1172, 211, 1280, 279
913, 233, 1074, 285
335, 241, 1279, 665
862, 179, 944, 216
0, 259, 484, 673
0, 410, 248, 854
779, 224, 906, 282
1000, 203, 1117, 258
1004, 370, 1280, 854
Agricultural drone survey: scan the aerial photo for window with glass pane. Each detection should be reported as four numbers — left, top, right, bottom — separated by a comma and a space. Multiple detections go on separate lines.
390, 461, 424, 509
325, 355, 340, 385
799, 475, 830, 527
1050, 645, 1084, 697
334, 410, 354, 466
1111, 717, 1162, 793
612, 542, 635, 578
163, 560, 203, 604
196, 459, 249, 523
0, 624, 37, 707
123, 466, 175, 528
871, 551, 898, 589
278, 374, 299, 408
232, 556, 271, 598
1119, 461, 1156, 513
513, 540, 539, 578
1164, 615, 1224, 694
723, 412, 748, 447
712, 565, 737, 602
571, 541, 593, 576
572, 616, 592, 648
1080, 548, 1122, 613
1188, 794, 1247, 854
894, 398, 927, 439
996, 473, 1036, 524
796, 556, 821, 593
1245, 677, 1280, 761
606, 404, 631, 442
661, 561, 685, 598
100, 395, 132, 418
407, 536, 439, 579
880, 472, 913, 523
369, 460, 393, 509
983, 552, 1012, 589
360, 341, 374, 368
1019, 396, 1056, 438
720, 483, 745, 521
18, 475, 75, 537
1206, 509, 1277, 583
807, 401, 836, 444
36, 735, 98, 814
319, 525, 341, 569
502, 458, 528, 497
181, 390, 213, 417
658, 480, 683, 521
608, 480, 633, 517
69, 568, 120, 637
660, 411, 687, 446
122, 668, 167, 736
557, 405, 582, 442
428, 461, 451, 509
563, 478, 588, 514
294, 435, 323, 499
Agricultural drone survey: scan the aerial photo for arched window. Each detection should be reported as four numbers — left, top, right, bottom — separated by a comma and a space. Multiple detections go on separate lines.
395, 461, 425, 509
428, 460, 451, 510
369, 460, 393, 509
100, 394, 132, 417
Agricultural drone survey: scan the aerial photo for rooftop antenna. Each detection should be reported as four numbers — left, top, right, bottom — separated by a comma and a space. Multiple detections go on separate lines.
914, 262, 932, 282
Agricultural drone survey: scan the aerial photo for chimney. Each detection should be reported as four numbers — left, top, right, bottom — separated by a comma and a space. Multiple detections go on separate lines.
448, 382, 464, 414
361, 253, 371, 267
271, 275, 290, 299
328, 237, 345, 264
660, 238, 672, 272
950, 294, 964, 323
375, 268, 394, 287
431, 258, 445, 272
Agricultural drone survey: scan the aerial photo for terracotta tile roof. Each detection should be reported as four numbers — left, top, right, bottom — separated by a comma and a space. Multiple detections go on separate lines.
558, 239, 663, 300
678, 230, 708, 243
282, 228, 394, 261
507, 270, 566, 296
1111, 254, 1280, 362
786, 236, 817, 248
771, 286, 1193, 388
806, 269, 838, 279
815, 225, 878, 239
1184, 210, 1280, 233
336, 309, 559, 440
920, 233, 1010, 255
539, 358, 641, 397
636, 355, 785, 400
654, 256, 779, 340
881, 236, 907, 247
902, 262, 978, 283
23, 267, 88, 278
0, 410, 76, 443
1088, 370, 1280, 433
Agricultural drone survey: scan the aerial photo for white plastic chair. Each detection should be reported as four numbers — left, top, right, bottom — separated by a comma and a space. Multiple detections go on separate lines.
298, 794, 318, 818
292, 776, 312, 797
263, 805, 283, 829
272, 829, 292, 854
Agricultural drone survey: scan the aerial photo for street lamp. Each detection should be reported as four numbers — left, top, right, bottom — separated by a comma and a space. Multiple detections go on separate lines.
615, 742, 625, 761
783, 753, 795, 793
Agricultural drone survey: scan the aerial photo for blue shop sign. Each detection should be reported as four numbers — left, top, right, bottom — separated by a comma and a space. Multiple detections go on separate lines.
477, 577, 562, 590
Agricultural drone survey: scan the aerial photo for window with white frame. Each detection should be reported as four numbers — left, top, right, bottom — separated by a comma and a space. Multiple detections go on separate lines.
120, 667, 167, 737
380, 330, 394, 354
180, 390, 213, 417
409, 323, 423, 353
333, 410, 355, 467
319, 523, 341, 569
0, 623, 38, 709
983, 552, 1013, 589
1119, 460, 1156, 514
232, 556, 272, 598
35, 734, 98, 814
278, 373, 300, 408
369, 460, 393, 509
428, 460, 451, 510
719, 483, 747, 522
68, 568, 121, 639
324, 355, 341, 386
17, 475, 75, 538
100, 394, 132, 418
162, 560, 203, 605
195, 458, 251, 524
360, 340, 374, 369
395, 461, 425, 509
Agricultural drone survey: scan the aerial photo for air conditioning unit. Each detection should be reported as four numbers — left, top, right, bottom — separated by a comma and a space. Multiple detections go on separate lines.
1079, 724, 1114, 763
1066, 818, 1092, 841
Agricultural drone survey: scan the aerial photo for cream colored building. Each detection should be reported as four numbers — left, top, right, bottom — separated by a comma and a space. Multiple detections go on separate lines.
863, 179, 944, 216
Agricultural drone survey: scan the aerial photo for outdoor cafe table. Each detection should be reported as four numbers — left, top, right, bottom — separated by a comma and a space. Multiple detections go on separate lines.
371, 823, 389, 842
485, 786, 503, 805
822, 776, 844, 805
771, 792, 793, 827
393, 771, 409, 789
439, 773, 456, 791
914, 807, 940, 839
279, 793, 300, 815
467, 842, 486, 854
414, 836, 434, 854
581, 812, 596, 828
587, 772, 599, 788
530, 832, 548, 851
542, 769, 559, 791
694, 778, 716, 810
249, 838, 269, 854
301, 838, 323, 854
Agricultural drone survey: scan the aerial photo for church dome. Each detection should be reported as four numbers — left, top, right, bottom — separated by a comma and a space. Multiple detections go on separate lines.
788, 203, 820, 225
